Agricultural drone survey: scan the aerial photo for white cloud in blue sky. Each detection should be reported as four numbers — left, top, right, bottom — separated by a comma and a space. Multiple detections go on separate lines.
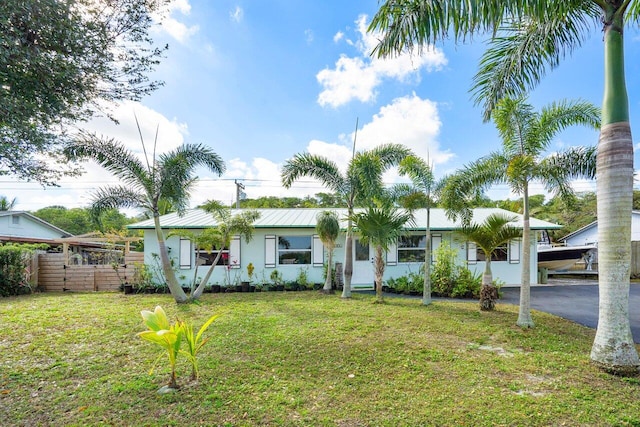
230, 6, 244, 23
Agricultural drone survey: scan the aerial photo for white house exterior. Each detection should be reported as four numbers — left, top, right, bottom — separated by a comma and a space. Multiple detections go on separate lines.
560, 211, 640, 246
128, 208, 561, 289
0, 211, 72, 243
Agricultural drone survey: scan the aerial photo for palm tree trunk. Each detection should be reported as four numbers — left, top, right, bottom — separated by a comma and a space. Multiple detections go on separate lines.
192, 251, 224, 299
479, 257, 496, 311
516, 184, 534, 327
154, 214, 187, 303
590, 14, 639, 374
374, 245, 385, 303
422, 207, 432, 306
322, 246, 333, 294
341, 219, 353, 298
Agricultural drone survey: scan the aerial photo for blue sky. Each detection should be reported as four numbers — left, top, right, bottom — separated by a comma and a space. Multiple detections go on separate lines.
6, 0, 640, 212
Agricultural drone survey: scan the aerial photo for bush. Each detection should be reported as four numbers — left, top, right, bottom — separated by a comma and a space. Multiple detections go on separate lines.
0, 244, 38, 297
431, 242, 480, 299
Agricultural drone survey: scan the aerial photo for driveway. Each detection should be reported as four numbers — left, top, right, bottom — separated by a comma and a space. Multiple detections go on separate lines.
499, 280, 640, 343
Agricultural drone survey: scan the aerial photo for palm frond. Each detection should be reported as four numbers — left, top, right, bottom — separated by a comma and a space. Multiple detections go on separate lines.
90, 186, 149, 218
538, 146, 597, 200
534, 99, 601, 147
471, 4, 598, 121
281, 153, 347, 193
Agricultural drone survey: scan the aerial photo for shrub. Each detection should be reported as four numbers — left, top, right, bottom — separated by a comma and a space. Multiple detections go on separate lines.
0, 244, 41, 297
430, 241, 481, 299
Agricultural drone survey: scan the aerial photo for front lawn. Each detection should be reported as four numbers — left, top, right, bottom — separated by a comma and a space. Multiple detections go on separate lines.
1, 292, 639, 426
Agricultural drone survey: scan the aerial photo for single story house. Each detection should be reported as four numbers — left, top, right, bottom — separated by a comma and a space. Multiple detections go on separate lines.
0, 211, 72, 244
128, 208, 560, 289
559, 211, 640, 246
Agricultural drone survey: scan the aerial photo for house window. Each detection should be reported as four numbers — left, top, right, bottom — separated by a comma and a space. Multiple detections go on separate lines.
476, 244, 508, 262
11, 215, 19, 225
197, 246, 230, 266
278, 235, 311, 265
397, 235, 426, 263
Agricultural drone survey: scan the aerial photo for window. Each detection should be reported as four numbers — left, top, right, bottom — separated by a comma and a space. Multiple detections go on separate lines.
11, 215, 19, 225
476, 244, 508, 262
278, 236, 311, 265
197, 245, 230, 266
397, 235, 426, 263
355, 239, 369, 261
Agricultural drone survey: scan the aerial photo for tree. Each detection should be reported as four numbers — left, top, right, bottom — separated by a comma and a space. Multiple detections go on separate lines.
458, 214, 522, 311
189, 200, 260, 300
397, 155, 441, 306
0, 196, 16, 211
315, 210, 340, 294
63, 133, 225, 303
440, 97, 599, 327
349, 203, 413, 303
369, 0, 640, 376
1, 0, 167, 184
281, 143, 411, 298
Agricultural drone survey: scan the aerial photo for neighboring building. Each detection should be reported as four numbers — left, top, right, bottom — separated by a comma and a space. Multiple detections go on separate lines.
559, 211, 640, 246
127, 208, 561, 289
0, 211, 72, 244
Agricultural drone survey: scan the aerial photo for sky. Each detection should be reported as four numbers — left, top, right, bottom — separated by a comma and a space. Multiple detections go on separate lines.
5, 0, 640, 214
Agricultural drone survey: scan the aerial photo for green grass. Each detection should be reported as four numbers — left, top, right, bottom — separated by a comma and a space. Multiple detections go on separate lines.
1, 291, 639, 426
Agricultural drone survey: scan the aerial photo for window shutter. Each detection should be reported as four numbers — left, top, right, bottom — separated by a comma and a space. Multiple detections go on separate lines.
509, 239, 521, 264
431, 235, 442, 262
265, 235, 276, 268
229, 235, 241, 268
179, 239, 191, 269
467, 242, 477, 264
386, 240, 397, 266
312, 235, 324, 267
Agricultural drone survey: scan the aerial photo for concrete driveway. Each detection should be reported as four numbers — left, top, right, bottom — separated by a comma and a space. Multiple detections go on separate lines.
499, 280, 640, 343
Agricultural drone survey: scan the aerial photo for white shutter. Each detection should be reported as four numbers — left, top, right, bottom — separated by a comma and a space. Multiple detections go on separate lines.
386, 240, 397, 266
467, 242, 477, 264
431, 235, 442, 262
509, 239, 521, 264
312, 235, 324, 267
265, 235, 276, 268
229, 235, 241, 268
179, 239, 191, 269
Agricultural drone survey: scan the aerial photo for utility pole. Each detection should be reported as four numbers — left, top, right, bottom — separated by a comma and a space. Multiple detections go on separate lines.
235, 179, 245, 209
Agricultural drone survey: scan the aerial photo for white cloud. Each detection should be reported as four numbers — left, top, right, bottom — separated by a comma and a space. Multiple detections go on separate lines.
333, 31, 344, 43
317, 14, 447, 108
153, 0, 199, 43
305, 29, 314, 44
230, 6, 244, 23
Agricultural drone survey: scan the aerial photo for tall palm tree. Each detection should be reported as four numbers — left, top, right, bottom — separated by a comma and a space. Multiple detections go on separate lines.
191, 200, 260, 299
0, 196, 16, 211
440, 97, 599, 327
316, 210, 340, 294
369, 0, 640, 376
349, 204, 414, 303
281, 143, 410, 298
397, 155, 441, 306
64, 133, 225, 303
458, 214, 523, 311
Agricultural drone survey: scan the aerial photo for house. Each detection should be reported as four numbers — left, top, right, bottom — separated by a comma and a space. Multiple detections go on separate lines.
0, 211, 73, 244
559, 211, 640, 246
127, 208, 561, 289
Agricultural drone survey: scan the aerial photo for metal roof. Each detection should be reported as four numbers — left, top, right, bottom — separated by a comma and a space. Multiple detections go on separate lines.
128, 207, 561, 231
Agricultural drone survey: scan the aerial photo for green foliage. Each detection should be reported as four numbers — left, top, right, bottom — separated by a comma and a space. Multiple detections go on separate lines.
270, 269, 283, 285
0, 0, 166, 184
295, 267, 309, 287
0, 244, 40, 296
138, 306, 219, 388
430, 242, 481, 298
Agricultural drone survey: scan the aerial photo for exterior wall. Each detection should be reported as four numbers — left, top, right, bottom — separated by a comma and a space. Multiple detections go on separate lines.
564, 226, 598, 246
0, 214, 66, 240
143, 227, 536, 288
38, 252, 144, 292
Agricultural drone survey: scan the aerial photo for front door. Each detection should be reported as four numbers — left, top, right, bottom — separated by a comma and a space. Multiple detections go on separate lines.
351, 238, 374, 289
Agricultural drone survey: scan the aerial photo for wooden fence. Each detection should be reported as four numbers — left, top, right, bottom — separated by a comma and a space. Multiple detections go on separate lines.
38, 252, 144, 292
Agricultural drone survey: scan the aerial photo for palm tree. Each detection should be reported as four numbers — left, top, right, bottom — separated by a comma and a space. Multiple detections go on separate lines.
64, 133, 225, 303
440, 97, 599, 327
315, 211, 340, 294
397, 155, 441, 306
458, 214, 523, 311
349, 203, 414, 303
281, 143, 410, 298
369, 0, 639, 376
0, 196, 16, 211
190, 200, 260, 299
